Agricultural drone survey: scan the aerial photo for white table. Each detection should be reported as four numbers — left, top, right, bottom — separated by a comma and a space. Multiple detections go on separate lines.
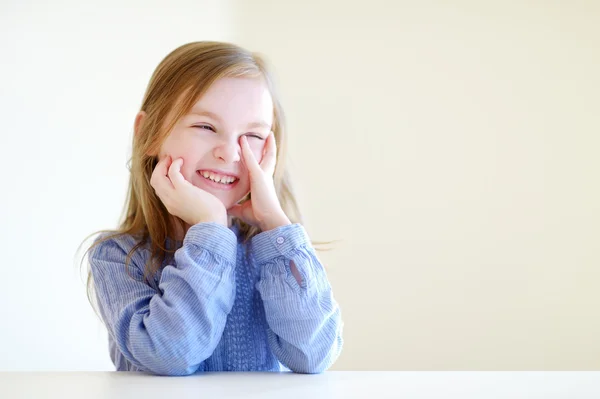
2, 371, 599, 399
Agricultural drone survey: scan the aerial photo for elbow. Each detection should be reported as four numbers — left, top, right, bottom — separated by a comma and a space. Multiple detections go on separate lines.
285, 335, 344, 374
290, 364, 328, 375
127, 335, 212, 376
133, 347, 204, 376
134, 345, 209, 376
141, 344, 214, 376
111, 304, 224, 376
286, 356, 333, 374
146, 363, 199, 376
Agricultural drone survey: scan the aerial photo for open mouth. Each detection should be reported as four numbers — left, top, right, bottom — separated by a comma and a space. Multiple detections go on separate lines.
197, 170, 239, 187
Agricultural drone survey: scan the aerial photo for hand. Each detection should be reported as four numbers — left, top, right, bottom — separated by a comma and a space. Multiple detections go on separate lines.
150, 156, 228, 226
228, 132, 291, 231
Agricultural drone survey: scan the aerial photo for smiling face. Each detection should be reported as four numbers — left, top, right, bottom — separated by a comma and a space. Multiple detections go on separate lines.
158, 77, 274, 210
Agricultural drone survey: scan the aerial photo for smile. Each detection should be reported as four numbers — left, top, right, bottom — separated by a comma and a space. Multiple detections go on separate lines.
197, 170, 240, 190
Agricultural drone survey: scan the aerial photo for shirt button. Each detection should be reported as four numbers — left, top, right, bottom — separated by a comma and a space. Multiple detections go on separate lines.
276, 237, 285, 244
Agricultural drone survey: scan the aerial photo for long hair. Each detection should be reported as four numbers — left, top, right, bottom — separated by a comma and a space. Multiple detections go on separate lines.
79, 41, 334, 315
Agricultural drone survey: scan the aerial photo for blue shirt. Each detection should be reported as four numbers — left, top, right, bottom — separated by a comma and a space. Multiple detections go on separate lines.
89, 222, 344, 375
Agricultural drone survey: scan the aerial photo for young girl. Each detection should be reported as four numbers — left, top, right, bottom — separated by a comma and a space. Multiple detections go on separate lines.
84, 41, 343, 376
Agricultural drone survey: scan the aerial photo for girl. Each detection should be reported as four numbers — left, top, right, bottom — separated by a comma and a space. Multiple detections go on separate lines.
84, 41, 344, 376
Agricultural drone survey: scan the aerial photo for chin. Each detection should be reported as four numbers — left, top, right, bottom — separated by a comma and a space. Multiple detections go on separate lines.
218, 193, 244, 210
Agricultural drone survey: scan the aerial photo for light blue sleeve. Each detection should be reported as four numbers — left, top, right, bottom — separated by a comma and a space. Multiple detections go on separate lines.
89, 222, 237, 376
252, 223, 344, 373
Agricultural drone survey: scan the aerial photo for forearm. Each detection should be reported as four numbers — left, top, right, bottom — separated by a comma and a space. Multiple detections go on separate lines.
91, 223, 238, 375
252, 223, 344, 373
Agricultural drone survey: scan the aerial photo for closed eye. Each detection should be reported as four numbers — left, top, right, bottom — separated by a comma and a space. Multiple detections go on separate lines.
246, 134, 265, 140
193, 124, 215, 131
193, 125, 264, 140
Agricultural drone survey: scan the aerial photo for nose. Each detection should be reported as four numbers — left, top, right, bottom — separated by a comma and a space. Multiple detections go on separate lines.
213, 137, 241, 164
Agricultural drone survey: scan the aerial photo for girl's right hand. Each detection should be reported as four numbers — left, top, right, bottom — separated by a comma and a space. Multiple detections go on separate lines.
150, 156, 228, 226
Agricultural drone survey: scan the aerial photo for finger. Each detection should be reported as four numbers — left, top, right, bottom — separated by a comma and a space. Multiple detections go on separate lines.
151, 156, 174, 190
240, 136, 261, 175
150, 158, 174, 207
150, 156, 168, 182
260, 131, 277, 174
163, 156, 175, 190
168, 157, 188, 188
157, 156, 170, 175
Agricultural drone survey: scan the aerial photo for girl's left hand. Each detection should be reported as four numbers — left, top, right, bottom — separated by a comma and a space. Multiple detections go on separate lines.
228, 132, 291, 231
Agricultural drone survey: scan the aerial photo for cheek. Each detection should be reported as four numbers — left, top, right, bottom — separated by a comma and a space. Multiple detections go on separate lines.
235, 171, 251, 193
238, 170, 250, 183
235, 178, 251, 202
162, 151, 205, 180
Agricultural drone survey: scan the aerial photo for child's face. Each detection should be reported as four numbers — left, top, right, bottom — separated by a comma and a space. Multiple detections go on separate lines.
159, 77, 273, 211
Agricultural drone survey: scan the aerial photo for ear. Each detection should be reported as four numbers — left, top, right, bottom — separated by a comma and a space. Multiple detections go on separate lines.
134, 111, 147, 136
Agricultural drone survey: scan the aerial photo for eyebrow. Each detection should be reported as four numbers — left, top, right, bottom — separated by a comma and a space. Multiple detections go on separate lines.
189, 109, 271, 130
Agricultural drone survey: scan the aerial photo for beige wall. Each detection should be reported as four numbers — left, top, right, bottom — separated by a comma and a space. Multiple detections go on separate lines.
232, 1, 600, 370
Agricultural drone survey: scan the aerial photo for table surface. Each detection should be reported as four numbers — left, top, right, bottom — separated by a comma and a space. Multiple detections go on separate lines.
2, 371, 599, 399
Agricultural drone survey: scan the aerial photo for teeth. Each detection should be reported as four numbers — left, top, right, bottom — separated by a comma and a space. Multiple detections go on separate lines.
200, 171, 236, 184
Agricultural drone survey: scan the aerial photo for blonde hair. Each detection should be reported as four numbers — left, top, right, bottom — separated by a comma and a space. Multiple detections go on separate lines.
80, 41, 332, 313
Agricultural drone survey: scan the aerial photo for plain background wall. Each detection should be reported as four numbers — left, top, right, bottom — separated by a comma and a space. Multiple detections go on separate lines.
0, 0, 599, 371
0, 0, 234, 371
231, 0, 600, 370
